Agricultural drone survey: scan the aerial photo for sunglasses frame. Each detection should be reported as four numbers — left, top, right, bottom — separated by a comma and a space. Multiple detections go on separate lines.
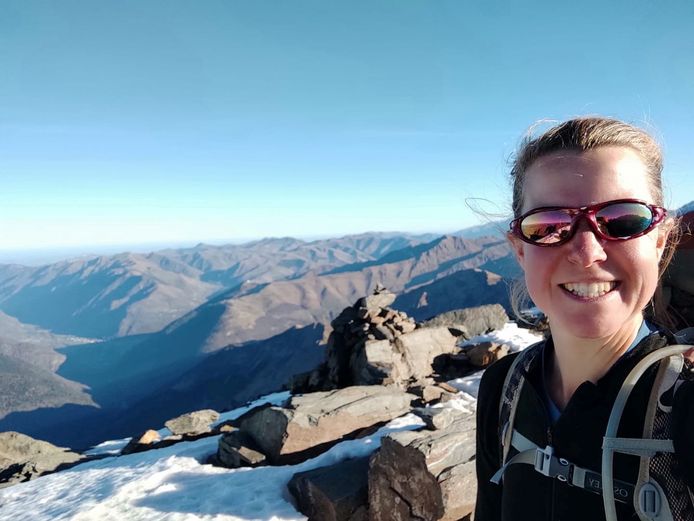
509, 198, 667, 247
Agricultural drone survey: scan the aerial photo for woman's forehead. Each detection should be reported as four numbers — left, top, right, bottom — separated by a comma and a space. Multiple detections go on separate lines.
521, 147, 654, 208
528, 146, 644, 172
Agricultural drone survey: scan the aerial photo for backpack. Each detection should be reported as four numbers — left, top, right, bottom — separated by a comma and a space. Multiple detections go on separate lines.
490, 328, 694, 521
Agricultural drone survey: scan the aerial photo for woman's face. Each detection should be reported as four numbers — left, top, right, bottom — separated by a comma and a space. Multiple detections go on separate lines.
511, 146, 669, 340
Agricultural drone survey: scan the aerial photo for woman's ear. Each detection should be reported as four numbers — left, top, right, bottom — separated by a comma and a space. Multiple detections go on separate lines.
507, 231, 526, 270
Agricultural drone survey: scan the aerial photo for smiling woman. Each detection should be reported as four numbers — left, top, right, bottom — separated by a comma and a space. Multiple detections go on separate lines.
474, 117, 694, 521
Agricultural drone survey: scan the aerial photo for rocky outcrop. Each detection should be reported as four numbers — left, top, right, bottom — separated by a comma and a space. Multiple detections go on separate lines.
164, 409, 220, 435
288, 457, 370, 521
0, 431, 83, 488
298, 287, 465, 392
238, 386, 415, 464
368, 412, 477, 521
421, 303, 508, 337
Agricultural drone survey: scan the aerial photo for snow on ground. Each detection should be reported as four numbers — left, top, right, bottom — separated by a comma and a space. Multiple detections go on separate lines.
0, 322, 541, 521
0, 412, 423, 521
86, 392, 292, 457
458, 321, 543, 353
448, 321, 543, 399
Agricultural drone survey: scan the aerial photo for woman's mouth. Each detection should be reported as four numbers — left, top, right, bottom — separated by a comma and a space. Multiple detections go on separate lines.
560, 281, 618, 299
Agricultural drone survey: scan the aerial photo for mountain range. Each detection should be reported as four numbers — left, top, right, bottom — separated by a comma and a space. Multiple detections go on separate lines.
0, 229, 520, 448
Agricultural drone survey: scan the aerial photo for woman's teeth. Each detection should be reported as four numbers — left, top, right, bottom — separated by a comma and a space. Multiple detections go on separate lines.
562, 281, 616, 298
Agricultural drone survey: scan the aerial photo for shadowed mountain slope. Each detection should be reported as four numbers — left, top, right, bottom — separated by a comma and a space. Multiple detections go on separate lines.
2, 325, 326, 449
394, 269, 511, 321
105, 324, 326, 443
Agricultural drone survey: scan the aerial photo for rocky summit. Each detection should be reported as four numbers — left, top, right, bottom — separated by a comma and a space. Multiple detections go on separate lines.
0, 290, 533, 520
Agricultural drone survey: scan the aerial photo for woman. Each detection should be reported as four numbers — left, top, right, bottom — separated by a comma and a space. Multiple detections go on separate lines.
474, 117, 693, 520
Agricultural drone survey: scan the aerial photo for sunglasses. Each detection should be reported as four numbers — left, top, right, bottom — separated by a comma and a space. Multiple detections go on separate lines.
509, 199, 667, 246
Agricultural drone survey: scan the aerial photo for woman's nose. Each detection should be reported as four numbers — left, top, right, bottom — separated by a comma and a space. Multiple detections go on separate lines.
565, 220, 608, 267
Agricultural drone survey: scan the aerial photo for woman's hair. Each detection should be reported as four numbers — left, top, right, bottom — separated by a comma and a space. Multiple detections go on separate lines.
508, 116, 681, 328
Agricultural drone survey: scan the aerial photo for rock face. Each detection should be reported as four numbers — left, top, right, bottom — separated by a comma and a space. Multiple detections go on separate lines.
0, 431, 83, 488
288, 457, 370, 521
350, 327, 460, 388
422, 304, 509, 337
238, 386, 415, 464
216, 430, 267, 469
164, 409, 220, 436
369, 412, 477, 521
413, 406, 470, 431
300, 287, 462, 391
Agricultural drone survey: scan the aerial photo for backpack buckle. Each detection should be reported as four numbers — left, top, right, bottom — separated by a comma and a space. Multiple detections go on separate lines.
534, 445, 555, 477
534, 445, 572, 481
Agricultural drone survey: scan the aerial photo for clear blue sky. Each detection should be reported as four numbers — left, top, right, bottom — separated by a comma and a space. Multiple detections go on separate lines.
2, 0, 694, 256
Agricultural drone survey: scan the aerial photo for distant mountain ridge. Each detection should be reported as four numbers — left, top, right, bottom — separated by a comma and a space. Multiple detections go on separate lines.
0, 233, 437, 339
0, 229, 518, 448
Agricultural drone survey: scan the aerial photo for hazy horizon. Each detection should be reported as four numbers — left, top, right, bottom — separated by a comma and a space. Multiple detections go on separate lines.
0, 227, 462, 266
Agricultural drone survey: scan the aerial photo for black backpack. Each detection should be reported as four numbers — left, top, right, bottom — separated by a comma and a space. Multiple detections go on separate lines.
491, 329, 694, 521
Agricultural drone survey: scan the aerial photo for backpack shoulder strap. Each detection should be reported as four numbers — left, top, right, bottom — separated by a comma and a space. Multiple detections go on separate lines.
602, 343, 694, 521
497, 341, 544, 467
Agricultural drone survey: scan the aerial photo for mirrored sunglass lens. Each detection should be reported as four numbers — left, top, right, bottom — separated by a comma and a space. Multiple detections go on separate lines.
596, 203, 653, 238
520, 210, 573, 243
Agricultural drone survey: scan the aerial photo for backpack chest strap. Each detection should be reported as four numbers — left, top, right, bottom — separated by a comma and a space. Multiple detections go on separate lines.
491, 429, 636, 504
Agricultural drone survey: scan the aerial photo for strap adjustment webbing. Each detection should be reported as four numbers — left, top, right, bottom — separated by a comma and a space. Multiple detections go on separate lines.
602, 437, 674, 457
491, 430, 635, 504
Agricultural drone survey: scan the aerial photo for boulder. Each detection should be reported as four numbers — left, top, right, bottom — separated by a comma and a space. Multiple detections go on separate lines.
413, 407, 468, 431
216, 431, 266, 469
369, 412, 477, 521
120, 429, 161, 455
350, 339, 402, 385
239, 386, 415, 464
0, 431, 83, 488
164, 409, 220, 436
422, 304, 509, 337
350, 327, 459, 388
421, 385, 446, 403
394, 327, 460, 382
288, 457, 370, 521
466, 341, 509, 368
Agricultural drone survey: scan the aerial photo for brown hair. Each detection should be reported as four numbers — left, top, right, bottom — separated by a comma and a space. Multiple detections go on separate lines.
508, 116, 680, 328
